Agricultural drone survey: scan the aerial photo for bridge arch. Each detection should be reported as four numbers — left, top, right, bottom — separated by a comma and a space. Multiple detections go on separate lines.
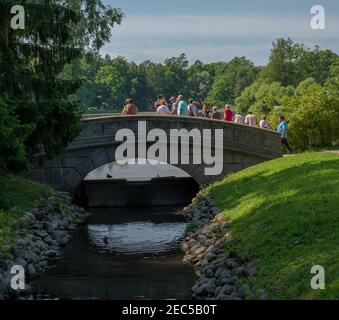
26, 115, 282, 193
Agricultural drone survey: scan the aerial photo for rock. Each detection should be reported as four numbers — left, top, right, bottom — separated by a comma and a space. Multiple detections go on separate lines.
193, 246, 206, 256
45, 250, 57, 258
59, 236, 71, 247
214, 213, 225, 222
217, 284, 233, 298
190, 244, 202, 253
225, 259, 239, 269
182, 255, 194, 264
44, 236, 54, 246
219, 277, 234, 286
205, 253, 216, 263
181, 242, 189, 251
215, 268, 231, 279
206, 279, 216, 294
27, 264, 39, 279
14, 257, 27, 268
205, 269, 214, 278
33, 230, 48, 239
233, 266, 246, 277
195, 283, 209, 297
230, 293, 242, 300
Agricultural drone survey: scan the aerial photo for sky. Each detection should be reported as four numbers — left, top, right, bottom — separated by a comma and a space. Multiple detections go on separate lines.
102, 0, 339, 65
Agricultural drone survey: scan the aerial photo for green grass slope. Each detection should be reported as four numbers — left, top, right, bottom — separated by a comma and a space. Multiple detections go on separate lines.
208, 152, 339, 299
0, 174, 55, 256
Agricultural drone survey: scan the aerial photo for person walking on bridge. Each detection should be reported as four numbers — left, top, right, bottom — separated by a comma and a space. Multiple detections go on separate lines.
177, 95, 189, 116
224, 104, 234, 122
211, 106, 222, 120
188, 98, 199, 117
202, 103, 210, 118
259, 116, 272, 129
233, 112, 244, 124
244, 111, 257, 127
122, 98, 138, 115
154, 95, 164, 110
156, 99, 171, 115
277, 116, 293, 154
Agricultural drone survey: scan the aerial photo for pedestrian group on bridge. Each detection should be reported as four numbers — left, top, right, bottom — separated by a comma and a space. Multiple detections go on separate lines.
122, 95, 293, 154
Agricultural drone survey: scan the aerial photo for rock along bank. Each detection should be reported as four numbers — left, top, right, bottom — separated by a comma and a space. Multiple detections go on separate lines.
180, 193, 269, 300
0, 192, 89, 300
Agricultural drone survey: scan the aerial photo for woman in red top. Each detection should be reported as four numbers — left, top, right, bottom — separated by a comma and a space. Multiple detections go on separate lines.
224, 104, 233, 122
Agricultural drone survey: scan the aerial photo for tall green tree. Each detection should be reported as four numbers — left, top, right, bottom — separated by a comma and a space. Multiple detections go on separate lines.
0, 0, 123, 171
163, 53, 189, 98
261, 38, 338, 86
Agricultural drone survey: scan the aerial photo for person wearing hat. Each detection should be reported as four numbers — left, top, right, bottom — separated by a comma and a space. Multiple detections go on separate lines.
169, 96, 177, 114
211, 106, 222, 120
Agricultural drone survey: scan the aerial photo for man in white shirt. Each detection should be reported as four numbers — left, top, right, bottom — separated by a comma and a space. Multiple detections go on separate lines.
233, 112, 244, 124
156, 100, 171, 115
244, 111, 258, 127
259, 116, 271, 129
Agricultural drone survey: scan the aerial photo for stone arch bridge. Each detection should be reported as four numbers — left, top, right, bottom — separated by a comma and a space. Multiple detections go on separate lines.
26, 115, 282, 193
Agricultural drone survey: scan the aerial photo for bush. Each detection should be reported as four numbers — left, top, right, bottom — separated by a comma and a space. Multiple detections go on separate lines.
0, 98, 32, 172
269, 78, 339, 150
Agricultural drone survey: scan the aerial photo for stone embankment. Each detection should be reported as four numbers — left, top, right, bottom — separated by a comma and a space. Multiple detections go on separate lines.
0, 193, 89, 299
180, 194, 268, 300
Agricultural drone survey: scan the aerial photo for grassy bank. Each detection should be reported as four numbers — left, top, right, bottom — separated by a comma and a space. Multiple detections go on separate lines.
0, 174, 55, 256
207, 152, 339, 299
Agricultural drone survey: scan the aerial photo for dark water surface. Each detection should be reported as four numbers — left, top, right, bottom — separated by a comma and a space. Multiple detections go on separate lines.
29, 206, 196, 300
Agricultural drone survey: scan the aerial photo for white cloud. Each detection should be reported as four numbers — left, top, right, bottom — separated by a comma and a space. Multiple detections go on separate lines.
102, 14, 339, 64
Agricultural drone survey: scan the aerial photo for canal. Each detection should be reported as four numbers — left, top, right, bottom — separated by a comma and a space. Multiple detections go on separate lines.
28, 162, 199, 300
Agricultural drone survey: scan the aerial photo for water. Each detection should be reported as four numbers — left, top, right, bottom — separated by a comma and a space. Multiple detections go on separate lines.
29, 206, 196, 300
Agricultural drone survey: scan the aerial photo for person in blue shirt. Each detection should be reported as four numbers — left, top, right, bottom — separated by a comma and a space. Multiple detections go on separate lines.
177, 95, 189, 116
277, 116, 293, 154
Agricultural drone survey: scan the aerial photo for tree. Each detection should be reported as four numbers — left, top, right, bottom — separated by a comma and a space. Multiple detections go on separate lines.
163, 54, 189, 97
0, 0, 123, 171
0, 98, 30, 171
235, 80, 295, 115
325, 57, 339, 97
261, 38, 338, 86
186, 60, 212, 100
297, 48, 338, 85
207, 57, 258, 107
261, 38, 305, 86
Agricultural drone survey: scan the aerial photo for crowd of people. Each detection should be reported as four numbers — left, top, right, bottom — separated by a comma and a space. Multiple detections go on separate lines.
121, 95, 293, 154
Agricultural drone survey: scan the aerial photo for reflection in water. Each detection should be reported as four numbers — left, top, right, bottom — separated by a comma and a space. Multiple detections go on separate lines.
29, 206, 196, 300
88, 222, 186, 254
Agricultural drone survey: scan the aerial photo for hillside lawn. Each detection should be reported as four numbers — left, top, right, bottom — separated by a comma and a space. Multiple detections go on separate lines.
208, 152, 339, 299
